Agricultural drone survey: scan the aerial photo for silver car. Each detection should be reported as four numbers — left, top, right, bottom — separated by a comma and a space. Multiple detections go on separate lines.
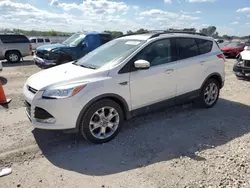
0, 34, 32, 63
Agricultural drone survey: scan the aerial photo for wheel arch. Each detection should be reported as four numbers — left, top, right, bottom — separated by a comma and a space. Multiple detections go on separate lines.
201, 73, 223, 89
5, 50, 22, 58
75, 93, 131, 130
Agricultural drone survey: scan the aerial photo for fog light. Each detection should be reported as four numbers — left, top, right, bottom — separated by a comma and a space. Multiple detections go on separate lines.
35, 118, 56, 124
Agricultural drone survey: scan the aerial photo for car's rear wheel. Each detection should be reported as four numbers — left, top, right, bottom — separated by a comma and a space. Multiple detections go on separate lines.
6, 51, 21, 63
79, 99, 124, 144
198, 78, 220, 108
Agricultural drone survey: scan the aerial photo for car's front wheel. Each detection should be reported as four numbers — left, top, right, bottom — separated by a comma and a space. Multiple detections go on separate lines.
79, 99, 124, 144
198, 78, 220, 108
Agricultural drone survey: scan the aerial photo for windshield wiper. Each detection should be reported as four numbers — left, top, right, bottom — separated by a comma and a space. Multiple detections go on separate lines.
72, 61, 96, 69
80, 64, 96, 69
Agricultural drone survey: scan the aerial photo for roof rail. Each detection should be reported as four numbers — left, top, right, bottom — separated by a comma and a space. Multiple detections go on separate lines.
148, 30, 207, 38
117, 30, 207, 39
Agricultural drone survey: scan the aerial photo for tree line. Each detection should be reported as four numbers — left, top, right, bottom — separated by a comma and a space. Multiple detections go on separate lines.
105, 26, 250, 40
1, 26, 249, 40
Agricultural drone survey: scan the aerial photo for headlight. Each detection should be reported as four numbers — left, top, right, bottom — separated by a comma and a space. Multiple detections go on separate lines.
42, 85, 86, 99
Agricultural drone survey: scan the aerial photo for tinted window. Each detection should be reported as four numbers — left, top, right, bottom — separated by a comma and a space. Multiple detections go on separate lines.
0, 35, 30, 43
37, 38, 44, 43
134, 39, 177, 67
99, 34, 111, 45
30, 39, 36, 43
196, 39, 213, 54
176, 38, 199, 59
45, 39, 50, 42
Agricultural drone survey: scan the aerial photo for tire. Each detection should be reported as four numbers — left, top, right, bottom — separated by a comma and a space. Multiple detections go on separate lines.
79, 99, 124, 144
197, 78, 220, 108
6, 51, 21, 63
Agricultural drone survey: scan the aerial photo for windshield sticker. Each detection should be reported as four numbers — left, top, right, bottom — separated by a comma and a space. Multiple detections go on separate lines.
125, 41, 140, 45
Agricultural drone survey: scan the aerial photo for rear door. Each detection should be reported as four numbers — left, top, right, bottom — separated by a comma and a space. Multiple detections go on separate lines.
174, 37, 204, 97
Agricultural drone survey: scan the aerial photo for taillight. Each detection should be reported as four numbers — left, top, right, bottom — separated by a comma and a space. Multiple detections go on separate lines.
217, 54, 226, 62
29, 44, 32, 52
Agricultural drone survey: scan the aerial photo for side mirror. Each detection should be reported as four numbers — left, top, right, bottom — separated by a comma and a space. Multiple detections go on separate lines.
134, 60, 150, 70
81, 42, 87, 48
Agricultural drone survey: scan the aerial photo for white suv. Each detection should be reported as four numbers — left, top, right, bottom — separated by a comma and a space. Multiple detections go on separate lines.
23, 31, 225, 144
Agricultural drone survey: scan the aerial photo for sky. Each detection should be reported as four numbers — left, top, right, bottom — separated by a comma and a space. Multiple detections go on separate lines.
0, 0, 250, 36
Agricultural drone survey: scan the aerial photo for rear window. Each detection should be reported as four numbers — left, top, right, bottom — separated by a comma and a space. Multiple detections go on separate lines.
196, 39, 213, 54
0, 35, 30, 44
37, 38, 44, 43
176, 38, 199, 59
99, 34, 112, 45
45, 39, 50, 42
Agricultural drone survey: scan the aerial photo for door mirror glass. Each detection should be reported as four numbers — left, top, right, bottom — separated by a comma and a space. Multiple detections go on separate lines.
81, 42, 87, 48
134, 60, 150, 69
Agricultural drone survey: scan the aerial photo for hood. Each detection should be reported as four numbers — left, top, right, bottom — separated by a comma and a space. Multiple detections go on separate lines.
240, 50, 250, 61
36, 43, 68, 51
26, 62, 107, 90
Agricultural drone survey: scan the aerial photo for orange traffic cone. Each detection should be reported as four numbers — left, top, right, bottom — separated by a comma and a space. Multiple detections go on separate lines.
0, 81, 11, 104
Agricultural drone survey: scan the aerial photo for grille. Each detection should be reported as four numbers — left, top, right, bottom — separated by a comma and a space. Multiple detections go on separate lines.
244, 60, 250, 67
24, 101, 31, 117
27, 85, 38, 94
36, 50, 46, 59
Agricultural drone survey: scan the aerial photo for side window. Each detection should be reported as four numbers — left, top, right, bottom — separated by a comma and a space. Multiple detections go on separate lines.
176, 38, 199, 59
0, 35, 30, 43
30, 39, 36, 43
37, 38, 44, 43
196, 39, 213, 54
45, 39, 50, 43
134, 39, 177, 67
99, 34, 111, 45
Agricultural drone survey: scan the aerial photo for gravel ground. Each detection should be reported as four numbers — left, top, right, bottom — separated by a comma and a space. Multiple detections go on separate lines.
0, 57, 249, 188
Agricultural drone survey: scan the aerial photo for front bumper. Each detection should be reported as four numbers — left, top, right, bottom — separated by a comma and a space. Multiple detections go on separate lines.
33, 55, 56, 66
23, 84, 88, 130
233, 63, 250, 75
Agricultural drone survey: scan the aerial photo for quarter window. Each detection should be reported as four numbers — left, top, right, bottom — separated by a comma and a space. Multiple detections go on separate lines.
196, 39, 213, 54
134, 39, 178, 67
45, 39, 50, 43
176, 38, 199, 59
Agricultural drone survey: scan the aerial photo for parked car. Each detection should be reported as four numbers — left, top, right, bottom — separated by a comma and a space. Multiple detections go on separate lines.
24, 31, 225, 144
0, 34, 32, 63
233, 46, 250, 79
33, 32, 112, 67
218, 41, 231, 49
221, 42, 245, 58
29, 37, 51, 50
215, 39, 224, 44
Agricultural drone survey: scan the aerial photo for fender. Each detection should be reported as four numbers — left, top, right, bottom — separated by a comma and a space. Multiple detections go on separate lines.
75, 93, 131, 130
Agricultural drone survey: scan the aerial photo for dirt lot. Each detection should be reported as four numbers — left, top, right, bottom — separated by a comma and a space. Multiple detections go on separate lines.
0, 57, 249, 188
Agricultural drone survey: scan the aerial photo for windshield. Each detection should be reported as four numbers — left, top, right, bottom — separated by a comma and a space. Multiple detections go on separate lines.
62, 33, 85, 47
75, 39, 145, 68
226, 42, 244, 47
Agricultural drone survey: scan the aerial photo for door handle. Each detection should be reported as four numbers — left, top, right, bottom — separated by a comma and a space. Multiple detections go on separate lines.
165, 69, 174, 74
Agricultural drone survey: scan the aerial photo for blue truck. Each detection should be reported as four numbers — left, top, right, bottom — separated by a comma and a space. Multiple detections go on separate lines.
33, 32, 112, 66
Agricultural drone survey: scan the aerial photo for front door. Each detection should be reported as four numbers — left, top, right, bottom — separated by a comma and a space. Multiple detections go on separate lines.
129, 38, 179, 111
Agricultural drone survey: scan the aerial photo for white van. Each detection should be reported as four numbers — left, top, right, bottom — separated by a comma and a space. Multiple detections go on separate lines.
29, 37, 51, 50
